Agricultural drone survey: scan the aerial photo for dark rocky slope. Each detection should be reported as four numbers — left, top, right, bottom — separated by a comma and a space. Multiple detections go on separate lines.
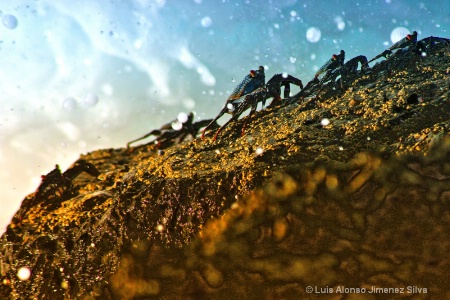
1, 42, 450, 299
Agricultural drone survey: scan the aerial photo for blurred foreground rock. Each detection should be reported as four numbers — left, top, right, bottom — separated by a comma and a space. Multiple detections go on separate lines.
1, 43, 450, 299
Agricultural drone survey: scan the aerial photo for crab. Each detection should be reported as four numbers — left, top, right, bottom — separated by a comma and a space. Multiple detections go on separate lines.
201, 73, 303, 141
317, 54, 370, 88
127, 112, 219, 149
315, 50, 346, 79
368, 31, 418, 64
10, 160, 101, 222
35, 159, 100, 200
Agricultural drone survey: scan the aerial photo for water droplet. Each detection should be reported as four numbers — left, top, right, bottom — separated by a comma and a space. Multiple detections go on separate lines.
390, 27, 410, 44
334, 16, 346, 31
177, 112, 188, 123
183, 98, 196, 109
201, 16, 212, 27
17, 267, 31, 281
306, 27, 321, 43
227, 103, 235, 112
321, 118, 330, 126
171, 120, 183, 131
2, 14, 18, 30
62, 97, 77, 111
84, 93, 99, 106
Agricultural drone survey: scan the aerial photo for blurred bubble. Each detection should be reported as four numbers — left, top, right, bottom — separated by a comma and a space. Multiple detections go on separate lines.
306, 27, 321, 43
290, 57, 297, 63
171, 120, 183, 130
227, 103, 235, 112
102, 84, 114, 96
321, 118, 330, 126
17, 267, 31, 281
133, 39, 143, 49
156, 224, 164, 232
390, 27, 410, 43
177, 112, 188, 123
334, 16, 346, 31
290, 11, 297, 17
83, 93, 99, 106
2, 14, 18, 29
255, 147, 264, 156
62, 97, 77, 111
183, 98, 196, 109
310, 53, 316, 60
201, 16, 212, 27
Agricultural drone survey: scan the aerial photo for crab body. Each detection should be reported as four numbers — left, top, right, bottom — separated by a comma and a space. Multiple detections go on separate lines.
202, 73, 303, 141
127, 112, 219, 149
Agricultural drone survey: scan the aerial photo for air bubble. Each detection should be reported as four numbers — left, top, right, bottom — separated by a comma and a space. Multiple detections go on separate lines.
201, 16, 212, 27
84, 93, 99, 106
17, 267, 31, 281
334, 16, 346, 31
62, 97, 77, 111
306, 27, 321, 43
227, 103, 235, 112
290, 57, 297, 63
321, 118, 330, 126
2, 14, 18, 29
177, 112, 188, 123
390, 27, 410, 44
255, 147, 264, 156
171, 120, 183, 131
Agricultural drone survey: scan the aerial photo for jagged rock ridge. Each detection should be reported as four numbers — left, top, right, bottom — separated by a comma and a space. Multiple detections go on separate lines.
0, 42, 449, 299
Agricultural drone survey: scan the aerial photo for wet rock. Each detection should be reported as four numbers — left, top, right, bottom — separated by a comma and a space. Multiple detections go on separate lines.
1, 43, 450, 299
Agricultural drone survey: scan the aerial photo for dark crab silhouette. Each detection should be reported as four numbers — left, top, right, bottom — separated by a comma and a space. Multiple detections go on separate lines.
368, 31, 418, 64
201, 73, 303, 141
12, 160, 101, 223
127, 112, 219, 149
35, 160, 100, 200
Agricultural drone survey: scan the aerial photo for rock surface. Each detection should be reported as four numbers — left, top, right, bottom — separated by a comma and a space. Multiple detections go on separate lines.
1, 42, 450, 299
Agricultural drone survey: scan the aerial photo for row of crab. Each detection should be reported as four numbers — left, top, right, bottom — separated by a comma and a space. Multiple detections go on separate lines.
25, 34, 449, 211
127, 33, 449, 146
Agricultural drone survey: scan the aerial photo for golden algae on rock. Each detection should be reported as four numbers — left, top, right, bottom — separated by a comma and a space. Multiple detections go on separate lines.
1, 43, 450, 299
